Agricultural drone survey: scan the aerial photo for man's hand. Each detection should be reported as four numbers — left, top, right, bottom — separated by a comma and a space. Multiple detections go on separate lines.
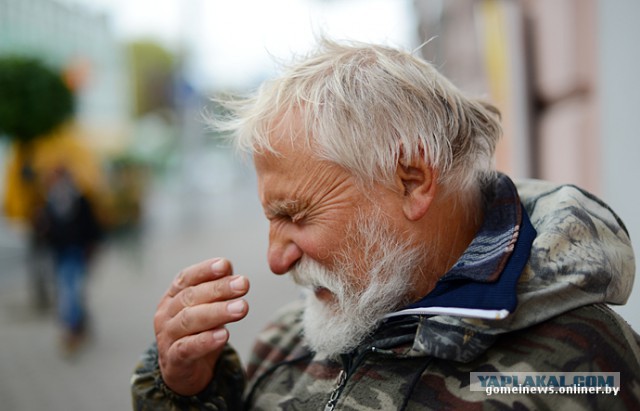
154, 258, 250, 396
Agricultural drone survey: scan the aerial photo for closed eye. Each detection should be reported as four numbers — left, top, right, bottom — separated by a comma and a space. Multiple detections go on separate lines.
289, 211, 306, 224
268, 211, 306, 224
265, 199, 309, 224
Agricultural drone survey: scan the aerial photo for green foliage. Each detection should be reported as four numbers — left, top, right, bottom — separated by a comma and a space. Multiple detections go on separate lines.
126, 41, 176, 117
0, 56, 75, 142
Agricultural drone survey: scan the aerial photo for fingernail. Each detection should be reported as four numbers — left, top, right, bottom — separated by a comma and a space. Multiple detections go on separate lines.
211, 259, 225, 274
227, 300, 246, 314
212, 328, 227, 342
230, 276, 247, 292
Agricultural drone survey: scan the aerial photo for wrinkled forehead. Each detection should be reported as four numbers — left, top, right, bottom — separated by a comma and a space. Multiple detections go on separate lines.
252, 134, 351, 212
253, 133, 316, 177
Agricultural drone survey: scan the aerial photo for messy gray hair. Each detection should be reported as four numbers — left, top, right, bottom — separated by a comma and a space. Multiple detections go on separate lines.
212, 39, 502, 194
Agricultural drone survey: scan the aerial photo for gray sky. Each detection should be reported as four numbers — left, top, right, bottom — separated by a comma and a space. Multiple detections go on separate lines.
69, 0, 418, 89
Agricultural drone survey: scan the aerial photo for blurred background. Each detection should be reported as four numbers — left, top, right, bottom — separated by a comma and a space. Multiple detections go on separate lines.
0, 0, 638, 409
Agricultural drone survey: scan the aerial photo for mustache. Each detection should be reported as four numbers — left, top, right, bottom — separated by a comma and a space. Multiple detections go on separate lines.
289, 257, 334, 290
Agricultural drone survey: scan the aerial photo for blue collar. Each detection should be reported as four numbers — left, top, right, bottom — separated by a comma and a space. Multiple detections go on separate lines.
386, 174, 537, 320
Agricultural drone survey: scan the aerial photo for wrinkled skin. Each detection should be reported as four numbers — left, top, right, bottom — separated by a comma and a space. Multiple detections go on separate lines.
153, 258, 250, 396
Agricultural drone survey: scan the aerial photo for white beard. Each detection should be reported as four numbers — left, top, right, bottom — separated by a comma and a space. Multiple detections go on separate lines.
289, 209, 424, 358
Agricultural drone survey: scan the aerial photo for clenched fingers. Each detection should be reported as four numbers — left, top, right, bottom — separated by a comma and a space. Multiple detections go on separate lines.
158, 327, 229, 396
154, 258, 251, 396
164, 298, 249, 340
164, 274, 249, 318
166, 258, 233, 299
166, 327, 229, 366
154, 257, 250, 340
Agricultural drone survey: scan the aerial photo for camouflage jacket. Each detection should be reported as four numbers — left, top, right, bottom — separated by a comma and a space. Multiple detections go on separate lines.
132, 177, 640, 410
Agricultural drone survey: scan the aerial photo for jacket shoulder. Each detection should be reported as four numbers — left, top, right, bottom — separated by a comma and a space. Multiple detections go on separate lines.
515, 178, 631, 239
475, 304, 640, 409
406, 305, 640, 410
489, 304, 640, 373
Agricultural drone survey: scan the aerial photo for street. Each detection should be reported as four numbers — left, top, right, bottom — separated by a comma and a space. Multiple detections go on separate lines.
0, 165, 300, 411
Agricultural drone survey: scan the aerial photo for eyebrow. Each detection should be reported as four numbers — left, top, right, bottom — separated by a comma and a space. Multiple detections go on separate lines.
265, 199, 309, 221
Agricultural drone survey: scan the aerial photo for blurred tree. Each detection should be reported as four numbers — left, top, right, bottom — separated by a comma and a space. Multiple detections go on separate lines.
0, 57, 106, 225
0, 57, 76, 223
0, 57, 74, 143
126, 41, 176, 118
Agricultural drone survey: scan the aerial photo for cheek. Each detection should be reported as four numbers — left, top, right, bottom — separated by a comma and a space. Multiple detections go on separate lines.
297, 224, 352, 266
297, 202, 368, 269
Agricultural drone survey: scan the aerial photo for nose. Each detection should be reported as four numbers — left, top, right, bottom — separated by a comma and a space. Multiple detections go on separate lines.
267, 225, 303, 275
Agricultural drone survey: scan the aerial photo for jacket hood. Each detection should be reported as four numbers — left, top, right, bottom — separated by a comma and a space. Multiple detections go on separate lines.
392, 178, 635, 362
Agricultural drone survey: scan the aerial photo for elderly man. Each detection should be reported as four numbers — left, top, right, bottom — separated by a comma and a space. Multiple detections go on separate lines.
132, 40, 640, 409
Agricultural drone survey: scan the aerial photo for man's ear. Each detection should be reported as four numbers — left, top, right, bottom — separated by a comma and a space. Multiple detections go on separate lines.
396, 159, 437, 221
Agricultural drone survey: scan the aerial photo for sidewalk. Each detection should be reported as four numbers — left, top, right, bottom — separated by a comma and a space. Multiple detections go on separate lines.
0, 175, 299, 411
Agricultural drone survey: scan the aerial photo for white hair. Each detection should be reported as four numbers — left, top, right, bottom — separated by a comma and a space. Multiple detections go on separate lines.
290, 205, 424, 357
212, 39, 502, 194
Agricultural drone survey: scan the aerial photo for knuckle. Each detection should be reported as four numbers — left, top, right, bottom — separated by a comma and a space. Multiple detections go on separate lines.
209, 283, 220, 298
198, 332, 210, 349
153, 311, 165, 331
209, 280, 226, 298
194, 335, 209, 355
179, 307, 192, 331
157, 354, 169, 375
180, 286, 196, 307
173, 339, 190, 363
173, 270, 187, 288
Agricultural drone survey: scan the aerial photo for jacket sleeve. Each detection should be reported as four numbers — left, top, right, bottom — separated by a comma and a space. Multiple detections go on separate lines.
131, 342, 246, 411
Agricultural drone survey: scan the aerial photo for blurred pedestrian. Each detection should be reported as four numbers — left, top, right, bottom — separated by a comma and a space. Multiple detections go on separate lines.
38, 166, 103, 354
1, 56, 104, 314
